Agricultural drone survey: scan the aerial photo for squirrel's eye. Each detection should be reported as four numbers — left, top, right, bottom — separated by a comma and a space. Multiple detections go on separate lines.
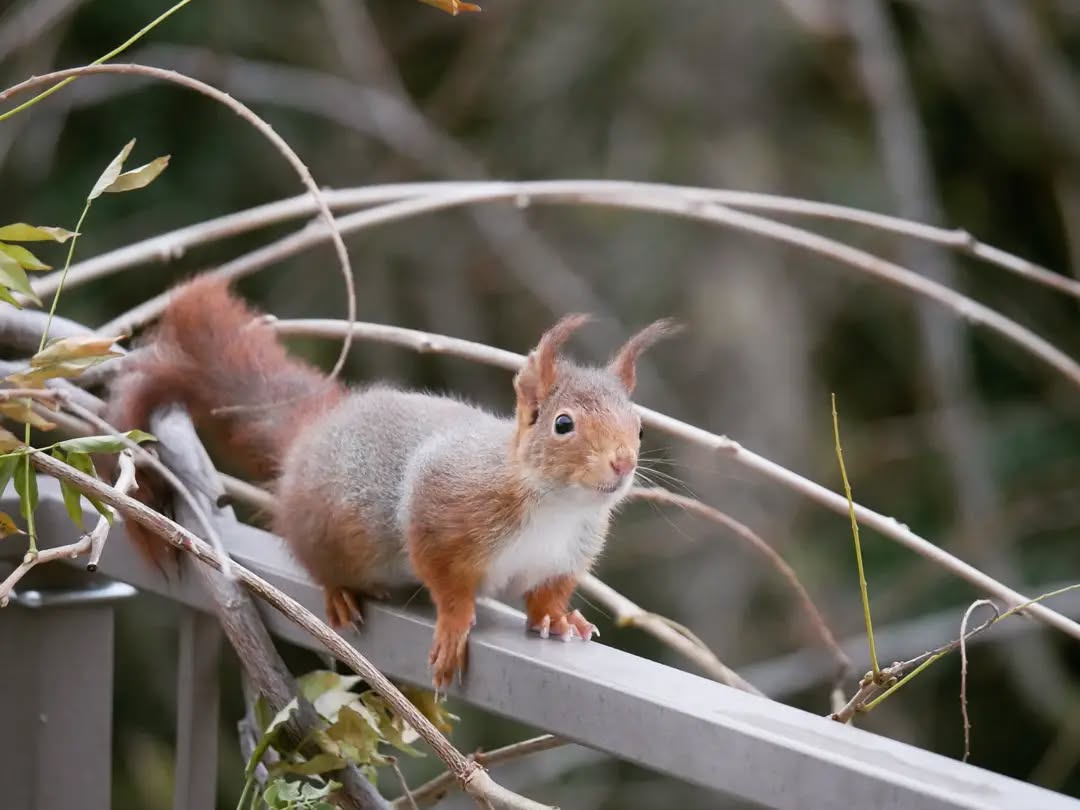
554, 413, 575, 435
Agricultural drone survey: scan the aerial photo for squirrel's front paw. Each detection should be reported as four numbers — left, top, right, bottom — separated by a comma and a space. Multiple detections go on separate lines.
429, 622, 471, 691
529, 609, 598, 642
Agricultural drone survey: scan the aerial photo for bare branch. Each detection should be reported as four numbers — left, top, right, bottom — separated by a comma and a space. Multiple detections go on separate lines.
28, 184, 1078, 309
89, 183, 1080, 390
0, 61, 357, 382
0, 448, 135, 605
399, 735, 566, 810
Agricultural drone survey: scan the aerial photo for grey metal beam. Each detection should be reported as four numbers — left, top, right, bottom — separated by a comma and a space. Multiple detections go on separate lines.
4, 482, 1079, 810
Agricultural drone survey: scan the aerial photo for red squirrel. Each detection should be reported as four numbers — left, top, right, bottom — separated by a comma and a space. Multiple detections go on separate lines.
107, 276, 673, 688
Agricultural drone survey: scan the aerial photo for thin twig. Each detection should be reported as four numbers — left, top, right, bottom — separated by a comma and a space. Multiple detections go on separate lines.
387, 758, 420, 810
264, 317, 1080, 643
0, 449, 135, 605
398, 735, 566, 810
0, 61, 357, 383
629, 485, 851, 683
959, 599, 997, 762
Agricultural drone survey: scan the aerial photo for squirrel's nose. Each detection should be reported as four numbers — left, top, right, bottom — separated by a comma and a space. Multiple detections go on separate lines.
610, 452, 636, 477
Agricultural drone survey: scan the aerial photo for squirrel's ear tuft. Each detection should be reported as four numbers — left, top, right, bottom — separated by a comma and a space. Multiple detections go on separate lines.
514, 314, 590, 413
608, 318, 681, 393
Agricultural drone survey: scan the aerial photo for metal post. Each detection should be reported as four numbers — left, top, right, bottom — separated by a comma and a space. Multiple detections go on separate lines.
0, 573, 136, 810
173, 608, 222, 810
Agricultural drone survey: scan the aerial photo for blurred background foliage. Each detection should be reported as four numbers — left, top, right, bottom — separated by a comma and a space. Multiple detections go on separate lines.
2, 0, 1080, 807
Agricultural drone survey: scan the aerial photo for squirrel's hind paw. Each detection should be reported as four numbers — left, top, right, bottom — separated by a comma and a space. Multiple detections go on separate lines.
324, 587, 363, 630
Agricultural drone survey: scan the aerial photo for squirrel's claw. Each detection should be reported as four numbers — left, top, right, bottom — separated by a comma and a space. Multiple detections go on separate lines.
530, 611, 596, 642
430, 622, 470, 691
324, 587, 363, 630
567, 609, 598, 641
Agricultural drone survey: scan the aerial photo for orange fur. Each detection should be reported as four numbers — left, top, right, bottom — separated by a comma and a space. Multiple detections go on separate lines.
525, 575, 576, 624
104, 276, 345, 569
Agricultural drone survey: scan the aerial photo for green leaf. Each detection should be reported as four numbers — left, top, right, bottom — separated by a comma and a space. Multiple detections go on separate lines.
0, 453, 20, 494
7, 354, 120, 387
402, 686, 459, 735
313, 691, 366, 724
0, 284, 22, 309
54, 450, 84, 529
326, 706, 382, 766
31, 335, 123, 367
52, 430, 155, 455
0, 252, 40, 305
88, 139, 135, 201
0, 224, 77, 243
59, 480, 85, 528
103, 156, 170, 193
261, 781, 282, 809
268, 752, 347, 777
13, 454, 38, 522
298, 670, 364, 703
360, 692, 423, 757
66, 451, 112, 524
0, 511, 25, 538
0, 243, 50, 271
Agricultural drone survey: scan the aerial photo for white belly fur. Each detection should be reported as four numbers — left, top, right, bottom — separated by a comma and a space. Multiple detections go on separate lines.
481, 490, 608, 598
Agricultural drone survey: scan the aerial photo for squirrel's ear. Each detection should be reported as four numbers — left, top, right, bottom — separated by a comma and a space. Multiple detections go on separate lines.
514, 314, 590, 414
608, 318, 680, 393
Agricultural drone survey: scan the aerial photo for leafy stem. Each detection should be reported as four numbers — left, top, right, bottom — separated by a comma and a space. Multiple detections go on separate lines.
0, 0, 194, 124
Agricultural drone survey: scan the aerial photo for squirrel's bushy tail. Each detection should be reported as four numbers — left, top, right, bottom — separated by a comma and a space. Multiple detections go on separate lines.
106, 276, 346, 563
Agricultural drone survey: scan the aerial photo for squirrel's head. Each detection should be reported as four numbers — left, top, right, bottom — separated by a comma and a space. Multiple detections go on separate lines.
512, 314, 677, 500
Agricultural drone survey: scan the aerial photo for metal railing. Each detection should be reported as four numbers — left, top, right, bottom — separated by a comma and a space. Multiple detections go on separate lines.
2, 479, 1078, 810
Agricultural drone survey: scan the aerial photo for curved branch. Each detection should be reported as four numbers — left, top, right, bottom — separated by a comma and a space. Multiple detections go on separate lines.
30, 180, 1080, 305
0, 62, 357, 381
90, 183, 1080, 390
